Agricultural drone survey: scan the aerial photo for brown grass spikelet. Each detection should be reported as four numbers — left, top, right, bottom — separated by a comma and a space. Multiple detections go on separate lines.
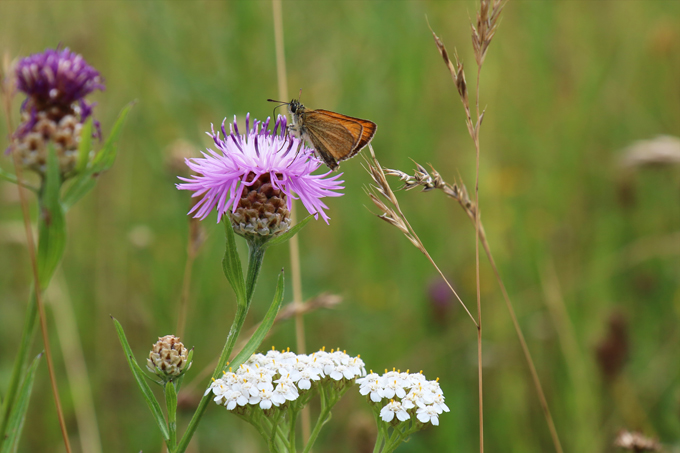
429, 28, 472, 133
384, 162, 477, 222
363, 145, 477, 326
472, 0, 507, 67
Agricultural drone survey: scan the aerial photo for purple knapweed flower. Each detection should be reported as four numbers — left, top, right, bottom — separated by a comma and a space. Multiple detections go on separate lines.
177, 114, 344, 231
8, 47, 105, 176
16, 47, 104, 118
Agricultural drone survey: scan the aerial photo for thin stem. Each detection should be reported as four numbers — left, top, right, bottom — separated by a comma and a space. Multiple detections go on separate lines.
272, 0, 311, 443
372, 428, 384, 453
0, 289, 38, 437
287, 405, 298, 451
421, 247, 478, 327
176, 239, 197, 339
175, 243, 266, 453
49, 273, 103, 453
269, 409, 283, 451
473, 60, 484, 453
4, 95, 72, 453
302, 388, 332, 453
302, 406, 331, 453
167, 386, 177, 449
479, 234, 564, 453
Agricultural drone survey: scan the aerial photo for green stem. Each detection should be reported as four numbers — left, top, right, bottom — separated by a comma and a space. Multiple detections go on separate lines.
269, 410, 283, 452
166, 382, 178, 451
287, 405, 298, 451
302, 390, 332, 453
381, 424, 414, 453
0, 289, 39, 441
175, 241, 266, 453
372, 428, 385, 453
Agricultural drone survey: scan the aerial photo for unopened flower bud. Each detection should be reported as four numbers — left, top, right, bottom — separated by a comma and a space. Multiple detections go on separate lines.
147, 335, 190, 380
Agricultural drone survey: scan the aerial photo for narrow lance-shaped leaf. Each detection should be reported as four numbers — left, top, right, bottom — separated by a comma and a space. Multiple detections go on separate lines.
0, 353, 42, 453
90, 102, 134, 172
37, 145, 66, 289
222, 220, 246, 306
264, 215, 313, 249
62, 103, 133, 210
111, 317, 170, 441
75, 118, 93, 174
229, 270, 285, 371
0, 167, 18, 185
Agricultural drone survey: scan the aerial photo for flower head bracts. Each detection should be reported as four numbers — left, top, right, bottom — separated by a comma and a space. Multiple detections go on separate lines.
177, 115, 344, 224
357, 369, 449, 427
208, 347, 365, 412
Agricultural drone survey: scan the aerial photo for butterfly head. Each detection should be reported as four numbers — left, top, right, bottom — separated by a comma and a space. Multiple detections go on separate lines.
288, 99, 304, 116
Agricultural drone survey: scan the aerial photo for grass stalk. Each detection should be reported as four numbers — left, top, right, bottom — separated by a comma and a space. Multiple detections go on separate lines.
2, 59, 72, 453
384, 162, 564, 452
48, 272, 103, 453
176, 238, 197, 339
272, 0, 311, 443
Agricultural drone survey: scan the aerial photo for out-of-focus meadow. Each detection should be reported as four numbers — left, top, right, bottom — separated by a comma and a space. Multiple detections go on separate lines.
1, 1, 680, 451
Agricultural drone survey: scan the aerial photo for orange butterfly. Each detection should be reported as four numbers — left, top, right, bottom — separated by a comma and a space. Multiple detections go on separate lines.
268, 98, 377, 170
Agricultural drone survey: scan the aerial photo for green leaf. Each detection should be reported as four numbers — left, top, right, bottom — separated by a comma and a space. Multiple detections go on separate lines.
75, 118, 93, 174
62, 103, 133, 210
1, 353, 42, 453
165, 382, 178, 449
229, 270, 285, 371
0, 167, 38, 192
222, 220, 246, 306
112, 317, 170, 441
37, 146, 66, 290
0, 167, 18, 185
91, 102, 133, 173
264, 215, 314, 249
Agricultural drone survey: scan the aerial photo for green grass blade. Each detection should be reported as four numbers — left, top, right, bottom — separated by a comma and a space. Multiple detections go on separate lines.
264, 215, 313, 249
37, 146, 66, 289
222, 220, 246, 306
111, 317, 170, 441
229, 270, 285, 370
1, 353, 42, 453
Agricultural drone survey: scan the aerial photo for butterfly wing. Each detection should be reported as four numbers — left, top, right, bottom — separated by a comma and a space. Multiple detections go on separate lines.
300, 111, 361, 169
315, 110, 378, 156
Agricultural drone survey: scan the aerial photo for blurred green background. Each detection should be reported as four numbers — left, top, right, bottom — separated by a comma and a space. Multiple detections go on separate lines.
1, 1, 679, 452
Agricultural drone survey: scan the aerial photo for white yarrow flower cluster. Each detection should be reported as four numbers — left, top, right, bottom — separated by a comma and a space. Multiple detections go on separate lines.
208, 348, 366, 412
357, 370, 449, 426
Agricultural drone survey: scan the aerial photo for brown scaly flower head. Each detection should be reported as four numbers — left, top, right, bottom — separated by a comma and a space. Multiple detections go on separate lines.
230, 171, 291, 238
147, 335, 191, 382
7, 47, 104, 178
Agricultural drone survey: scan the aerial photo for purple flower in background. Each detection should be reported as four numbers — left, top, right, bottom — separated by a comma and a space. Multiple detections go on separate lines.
177, 115, 344, 229
8, 47, 105, 176
16, 47, 104, 117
